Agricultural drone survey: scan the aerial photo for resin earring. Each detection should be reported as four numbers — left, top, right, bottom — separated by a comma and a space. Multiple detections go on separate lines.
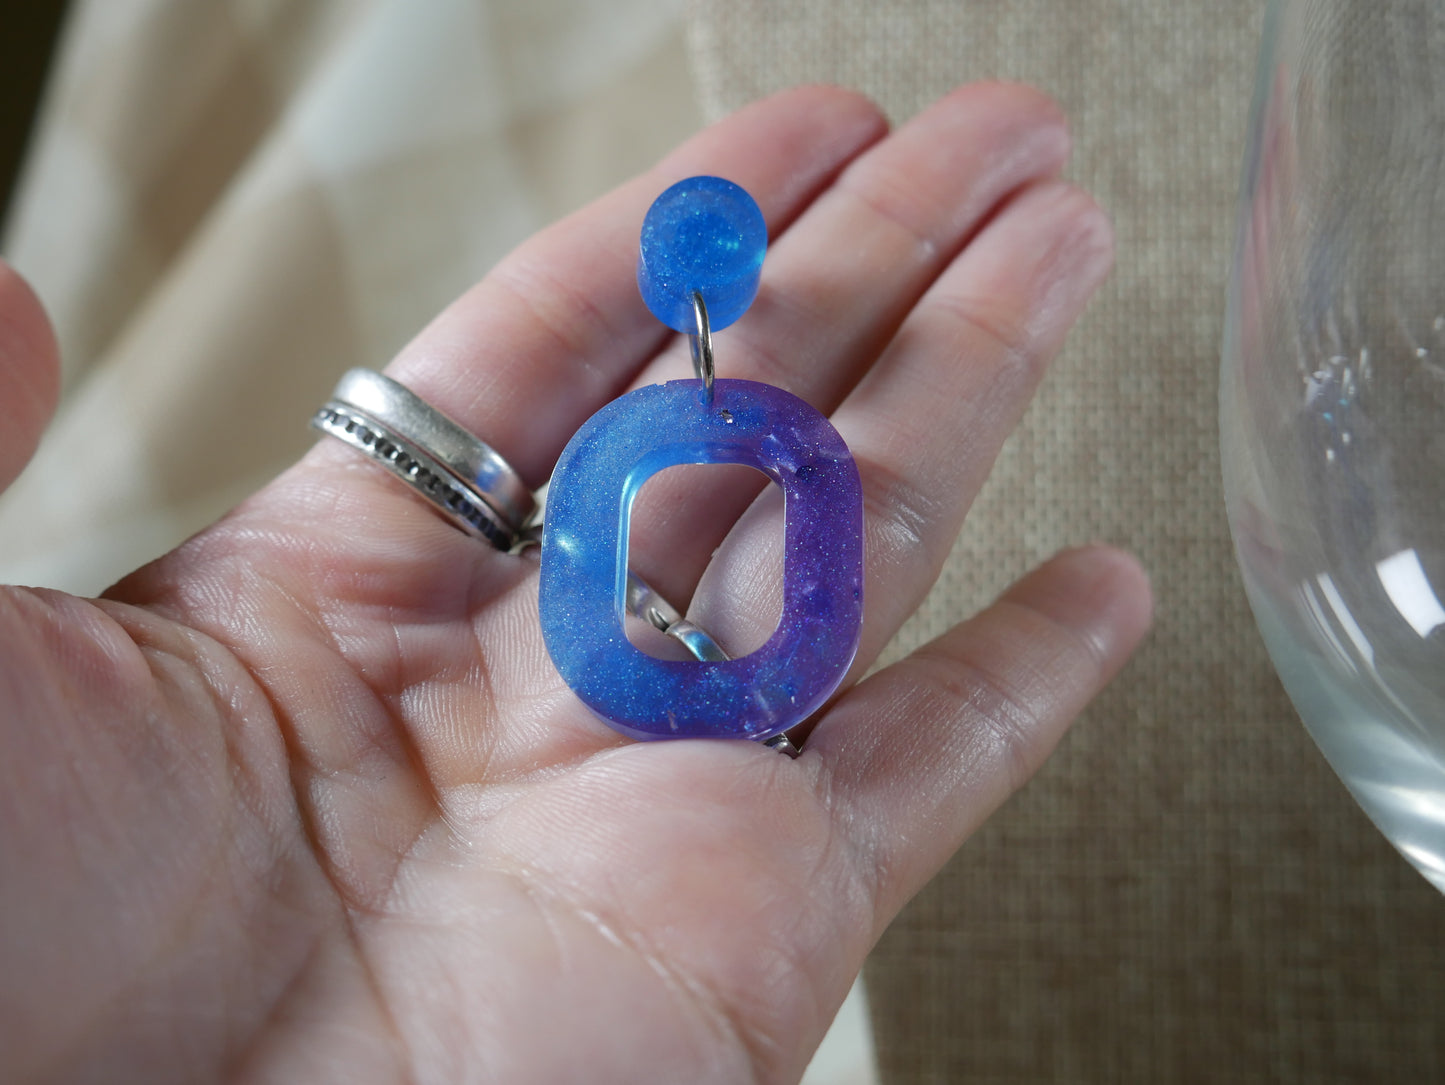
538, 176, 864, 742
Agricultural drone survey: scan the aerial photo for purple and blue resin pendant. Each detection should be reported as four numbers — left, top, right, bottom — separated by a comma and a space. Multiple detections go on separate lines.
539, 176, 863, 742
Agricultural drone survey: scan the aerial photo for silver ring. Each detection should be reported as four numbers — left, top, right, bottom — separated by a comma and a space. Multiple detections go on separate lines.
327, 369, 535, 529
313, 402, 518, 550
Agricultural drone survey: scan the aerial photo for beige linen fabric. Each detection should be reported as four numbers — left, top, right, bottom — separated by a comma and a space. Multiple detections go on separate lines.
690, 3, 1445, 1083
0, 0, 699, 593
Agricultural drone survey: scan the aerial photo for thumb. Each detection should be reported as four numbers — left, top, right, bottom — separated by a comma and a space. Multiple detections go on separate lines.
0, 260, 59, 493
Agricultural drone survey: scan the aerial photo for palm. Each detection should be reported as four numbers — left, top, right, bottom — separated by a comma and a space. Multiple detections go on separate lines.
0, 84, 1151, 1084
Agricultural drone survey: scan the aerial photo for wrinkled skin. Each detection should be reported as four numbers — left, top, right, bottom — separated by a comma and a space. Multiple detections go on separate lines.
0, 84, 1151, 1084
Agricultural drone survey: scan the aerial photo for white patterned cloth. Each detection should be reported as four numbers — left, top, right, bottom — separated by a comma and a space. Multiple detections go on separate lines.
1, 0, 698, 594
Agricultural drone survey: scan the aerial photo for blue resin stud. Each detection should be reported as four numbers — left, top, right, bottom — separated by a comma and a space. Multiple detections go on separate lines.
637, 176, 767, 334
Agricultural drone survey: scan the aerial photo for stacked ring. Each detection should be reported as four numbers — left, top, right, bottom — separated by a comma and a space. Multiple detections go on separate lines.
311, 368, 534, 550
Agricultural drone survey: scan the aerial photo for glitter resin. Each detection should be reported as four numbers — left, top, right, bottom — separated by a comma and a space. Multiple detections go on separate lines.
637, 176, 767, 334
539, 379, 863, 741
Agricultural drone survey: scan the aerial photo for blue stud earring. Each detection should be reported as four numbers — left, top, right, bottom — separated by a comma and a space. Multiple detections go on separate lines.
539, 176, 864, 743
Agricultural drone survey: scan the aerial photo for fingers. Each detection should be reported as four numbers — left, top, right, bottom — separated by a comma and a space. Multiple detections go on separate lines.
636, 82, 1070, 400
296, 82, 1074, 626
689, 178, 1114, 663
627, 83, 1070, 604
379, 84, 890, 488
811, 546, 1153, 926
833, 179, 1115, 661
0, 261, 59, 494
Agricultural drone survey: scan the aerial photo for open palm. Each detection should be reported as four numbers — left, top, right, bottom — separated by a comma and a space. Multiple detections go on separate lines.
0, 84, 1151, 1084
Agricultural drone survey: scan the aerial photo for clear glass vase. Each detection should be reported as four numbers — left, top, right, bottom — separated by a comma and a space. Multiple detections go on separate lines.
1222, 0, 1445, 890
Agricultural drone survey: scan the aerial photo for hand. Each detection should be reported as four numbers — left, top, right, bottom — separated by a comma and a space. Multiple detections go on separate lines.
0, 84, 1151, 1083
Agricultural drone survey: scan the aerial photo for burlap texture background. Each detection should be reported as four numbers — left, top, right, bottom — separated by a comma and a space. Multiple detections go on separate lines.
690, 3, 1445, 1082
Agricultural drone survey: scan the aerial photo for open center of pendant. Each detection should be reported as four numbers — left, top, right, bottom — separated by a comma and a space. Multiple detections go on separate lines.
625, 462, 783, 661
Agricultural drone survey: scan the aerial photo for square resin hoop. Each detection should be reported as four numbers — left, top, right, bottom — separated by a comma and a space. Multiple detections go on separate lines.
539, 378, 863, 741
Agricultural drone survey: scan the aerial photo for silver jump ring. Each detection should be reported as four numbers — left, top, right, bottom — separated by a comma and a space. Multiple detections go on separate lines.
689, 290, 715, 404
764, 733, 801, 757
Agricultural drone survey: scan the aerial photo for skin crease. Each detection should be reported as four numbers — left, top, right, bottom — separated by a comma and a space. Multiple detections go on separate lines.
0, 84, 1152, 1084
